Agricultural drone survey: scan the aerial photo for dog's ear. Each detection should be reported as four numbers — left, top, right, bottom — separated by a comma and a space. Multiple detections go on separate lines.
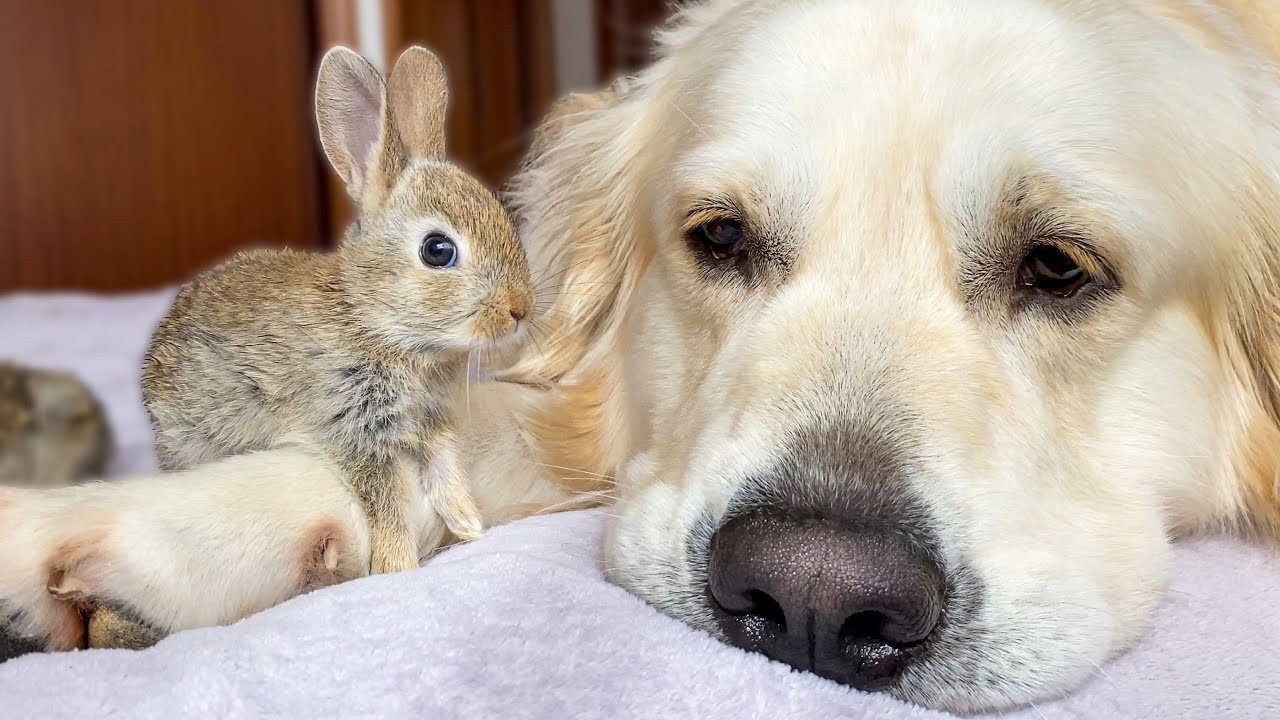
1220, 184, 1280, 537
525, 89, 620, 161
503, 79, 649, 385
499, 80, 651, 488
1226, 284, 1280, 536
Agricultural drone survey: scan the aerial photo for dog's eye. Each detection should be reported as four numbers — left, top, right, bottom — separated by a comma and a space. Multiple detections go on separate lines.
1017, 245, 1090, 298
697, 218, 745, 260
420, 233, 458, 268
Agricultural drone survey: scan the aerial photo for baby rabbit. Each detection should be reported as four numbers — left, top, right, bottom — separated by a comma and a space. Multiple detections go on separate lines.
142, 46, 533, 575
0, 361, 112, 488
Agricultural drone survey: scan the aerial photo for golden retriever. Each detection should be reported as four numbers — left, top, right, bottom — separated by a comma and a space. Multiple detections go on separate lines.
3, 0, 1280, 712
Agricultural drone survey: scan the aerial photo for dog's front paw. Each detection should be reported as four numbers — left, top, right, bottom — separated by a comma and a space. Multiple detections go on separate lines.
0, 486, 95, 657
0, 484, 237, 658
2, 448, 379, 660
44, 558, 168, 651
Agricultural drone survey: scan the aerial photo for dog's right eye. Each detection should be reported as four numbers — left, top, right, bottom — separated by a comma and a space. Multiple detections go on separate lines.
696, 218, 745, 260
1017, 245, 1091, 298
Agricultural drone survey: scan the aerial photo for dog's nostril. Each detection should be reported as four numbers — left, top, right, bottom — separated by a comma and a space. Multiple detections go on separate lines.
843, 607, 932, 648
713, 588, 789, 647
837, 611, 918, 690
708, 508, 945, 692
842, 637, 913, 691
839, 610, 887, 643
716, 589, 788, 630
744, 590, 787, 629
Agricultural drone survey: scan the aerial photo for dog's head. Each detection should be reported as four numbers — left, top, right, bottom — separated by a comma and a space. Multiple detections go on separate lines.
509, 0, 1280, 711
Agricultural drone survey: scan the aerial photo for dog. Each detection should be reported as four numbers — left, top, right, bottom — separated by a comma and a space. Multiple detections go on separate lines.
2, 0, 1280, 712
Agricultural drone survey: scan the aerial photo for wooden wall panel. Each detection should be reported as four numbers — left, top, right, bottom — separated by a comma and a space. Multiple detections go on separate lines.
0, 0, 327, 292
596, 0, 669, 80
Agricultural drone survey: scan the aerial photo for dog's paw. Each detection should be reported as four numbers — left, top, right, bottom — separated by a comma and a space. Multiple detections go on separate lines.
43, 566, 165, 651
42, 538, 169, 651
0, 484, 226, 658
0, 486, 94, 656
298, 519, 365, 588
2, 448, 379, 658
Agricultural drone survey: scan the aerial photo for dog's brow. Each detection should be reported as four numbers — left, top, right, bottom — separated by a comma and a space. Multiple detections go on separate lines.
685, 196, 741, 218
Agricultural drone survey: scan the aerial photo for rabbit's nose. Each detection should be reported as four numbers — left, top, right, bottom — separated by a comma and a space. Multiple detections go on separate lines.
508, 291, 532, 326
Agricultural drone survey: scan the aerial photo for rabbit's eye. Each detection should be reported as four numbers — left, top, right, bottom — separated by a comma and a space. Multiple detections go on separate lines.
420, 233, 458, 268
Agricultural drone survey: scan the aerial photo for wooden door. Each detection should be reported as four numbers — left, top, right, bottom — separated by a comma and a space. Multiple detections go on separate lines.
0, 0, 664, 294
0, 0, 328, 292
596, 0, 669, 79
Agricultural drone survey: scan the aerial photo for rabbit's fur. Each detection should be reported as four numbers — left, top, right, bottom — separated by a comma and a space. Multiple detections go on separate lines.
0, 362, 112, 489
142, 46, 533, 575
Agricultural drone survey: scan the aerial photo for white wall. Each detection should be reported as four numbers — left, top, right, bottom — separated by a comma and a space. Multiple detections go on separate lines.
355, 0, 389, 73
551, 0, 599, 94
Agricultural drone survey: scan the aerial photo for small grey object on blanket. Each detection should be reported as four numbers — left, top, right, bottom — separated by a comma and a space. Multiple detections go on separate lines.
0, 509, 1276, 720
2, 290, 1279, 720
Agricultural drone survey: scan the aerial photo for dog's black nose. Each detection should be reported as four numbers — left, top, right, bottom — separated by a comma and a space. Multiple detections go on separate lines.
708, 508, 944, 691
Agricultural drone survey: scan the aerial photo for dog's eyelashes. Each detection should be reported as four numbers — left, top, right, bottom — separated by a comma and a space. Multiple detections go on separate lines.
697, 218, 746, 260
1017, 245, 1091, 298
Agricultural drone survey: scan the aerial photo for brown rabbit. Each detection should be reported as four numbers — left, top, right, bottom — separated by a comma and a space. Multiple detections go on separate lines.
141, 45, 533, 575
0, 361, 112, 488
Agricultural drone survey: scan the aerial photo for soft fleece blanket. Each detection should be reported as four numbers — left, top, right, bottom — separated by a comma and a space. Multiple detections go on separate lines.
2, 290, 1278, 720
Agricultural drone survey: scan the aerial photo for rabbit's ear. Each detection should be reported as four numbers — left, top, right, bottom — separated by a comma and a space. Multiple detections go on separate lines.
315, 46, 387, 200
385, 46, 448, 159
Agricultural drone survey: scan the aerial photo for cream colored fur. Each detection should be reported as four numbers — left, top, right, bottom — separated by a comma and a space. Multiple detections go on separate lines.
503, 0, 1280, 711
0, 384, 569, 650
3, 0, 1280, 713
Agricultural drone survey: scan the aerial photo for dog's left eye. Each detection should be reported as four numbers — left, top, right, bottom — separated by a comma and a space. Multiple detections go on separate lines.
697, 218, 745, 260
1017, 245, 1090, 298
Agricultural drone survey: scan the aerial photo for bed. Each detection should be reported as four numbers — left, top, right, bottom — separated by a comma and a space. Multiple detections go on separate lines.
1, 289, 1277, 719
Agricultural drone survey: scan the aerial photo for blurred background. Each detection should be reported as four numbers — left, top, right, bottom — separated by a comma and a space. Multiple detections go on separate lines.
0, 0, 670, 293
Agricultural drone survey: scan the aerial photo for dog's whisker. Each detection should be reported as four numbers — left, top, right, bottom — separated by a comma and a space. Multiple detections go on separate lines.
531, 254, 598, 288
666, 99, 711, 140
534, 461, 617, 481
